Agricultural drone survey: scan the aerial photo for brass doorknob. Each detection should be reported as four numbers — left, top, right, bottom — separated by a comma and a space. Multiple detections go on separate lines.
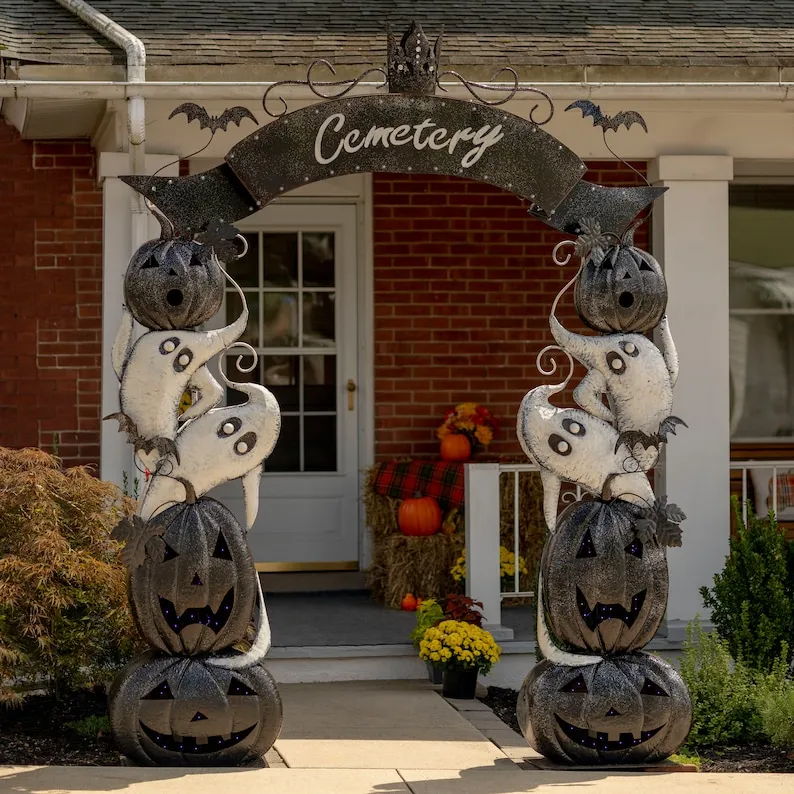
347, 379, 356, 411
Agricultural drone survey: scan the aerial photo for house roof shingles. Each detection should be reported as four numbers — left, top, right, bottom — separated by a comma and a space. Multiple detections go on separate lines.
4, 0, 794, 68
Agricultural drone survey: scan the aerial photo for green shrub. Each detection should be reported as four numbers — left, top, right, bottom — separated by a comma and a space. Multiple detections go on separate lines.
0, 448, 137, 705
410, 598, 445, 648
700, 499, 794, 672
680, 620, 789, 749
760, 681, 794, 750
64, 714, 111, 739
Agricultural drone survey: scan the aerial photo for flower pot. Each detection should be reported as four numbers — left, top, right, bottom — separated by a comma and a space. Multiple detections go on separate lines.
442, 668, 478, 699
426, 661, 444, 685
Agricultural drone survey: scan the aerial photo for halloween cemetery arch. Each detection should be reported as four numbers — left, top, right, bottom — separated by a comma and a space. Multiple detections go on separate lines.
110, 21, 691, 768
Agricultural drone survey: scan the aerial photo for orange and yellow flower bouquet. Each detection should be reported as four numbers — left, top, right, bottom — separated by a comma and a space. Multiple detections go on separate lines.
436, 402, 499, 452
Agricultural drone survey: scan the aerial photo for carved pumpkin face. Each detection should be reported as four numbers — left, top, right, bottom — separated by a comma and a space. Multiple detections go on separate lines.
129, 498, 256, 655
517, 653, 691, 764
542, 499, 668, 654
574, 244, 667, 333
109, 651, 282, 766
124, 239, 224, 330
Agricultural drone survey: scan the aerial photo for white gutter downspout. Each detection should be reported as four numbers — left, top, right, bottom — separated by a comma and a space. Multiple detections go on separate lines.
54, 0, 147, 251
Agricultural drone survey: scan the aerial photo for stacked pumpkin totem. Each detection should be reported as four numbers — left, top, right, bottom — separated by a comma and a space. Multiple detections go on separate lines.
516, 222, 692, 765
105, 233, 283, 766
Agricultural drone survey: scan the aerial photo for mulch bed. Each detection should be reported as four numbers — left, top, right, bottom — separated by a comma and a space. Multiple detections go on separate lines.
480, 686, 794, 774
0, 688, 120, 766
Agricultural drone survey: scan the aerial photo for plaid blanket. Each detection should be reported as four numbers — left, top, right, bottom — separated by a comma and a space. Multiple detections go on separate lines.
371, 460, 465, 510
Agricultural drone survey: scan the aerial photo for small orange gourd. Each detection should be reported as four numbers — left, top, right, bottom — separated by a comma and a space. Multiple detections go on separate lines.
440, 433, 472, 462
398, 493, 442, 536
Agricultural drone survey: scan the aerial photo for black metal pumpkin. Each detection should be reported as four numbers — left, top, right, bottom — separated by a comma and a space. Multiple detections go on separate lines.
517, 653, 691, 765
574, 240, 667, 334
124, 238, 224, 330
542, 499, 668, 654
109, 650, 282, 766
129, 497, 256, 655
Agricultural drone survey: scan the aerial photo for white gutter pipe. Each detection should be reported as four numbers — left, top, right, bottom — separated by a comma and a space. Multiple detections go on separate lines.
53, 1, 148, 250
2, 79, 794, 102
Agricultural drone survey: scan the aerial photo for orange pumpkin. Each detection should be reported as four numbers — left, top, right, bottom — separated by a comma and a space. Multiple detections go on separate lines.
398, 493, 442, 536
401, 593, 418, 611
440, 433, 472, 462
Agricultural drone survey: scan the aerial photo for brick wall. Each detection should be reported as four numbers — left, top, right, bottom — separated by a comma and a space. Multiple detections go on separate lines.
373, 162, 650, 460
0, 122, 102, 468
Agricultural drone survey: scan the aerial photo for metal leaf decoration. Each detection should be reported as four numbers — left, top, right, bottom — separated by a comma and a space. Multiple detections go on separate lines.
573, 218, 612, 261
196, 218, 243, 262
111, 515, 166, 571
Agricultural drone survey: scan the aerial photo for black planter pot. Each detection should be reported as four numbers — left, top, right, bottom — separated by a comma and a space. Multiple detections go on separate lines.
442, 668, 478, 699
426, 661, 444, 685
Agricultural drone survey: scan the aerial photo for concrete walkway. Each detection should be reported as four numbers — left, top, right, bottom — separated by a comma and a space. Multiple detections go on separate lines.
1, 680, 791, 793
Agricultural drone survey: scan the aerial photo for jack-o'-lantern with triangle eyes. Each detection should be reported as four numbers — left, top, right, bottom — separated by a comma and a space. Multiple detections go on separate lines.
517, 653, 691, 764
574, 232, 667, 334
129, 497, 256, 655
109, 651, 282, 766
124, 238, 225, 330
542, 499, 668, 655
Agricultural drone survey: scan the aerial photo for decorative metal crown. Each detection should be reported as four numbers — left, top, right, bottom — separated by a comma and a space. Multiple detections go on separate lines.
387, 21, 442, 94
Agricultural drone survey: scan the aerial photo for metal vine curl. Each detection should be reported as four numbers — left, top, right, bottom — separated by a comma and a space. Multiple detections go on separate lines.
263, 60, 388, 118
437, 67, 554, 125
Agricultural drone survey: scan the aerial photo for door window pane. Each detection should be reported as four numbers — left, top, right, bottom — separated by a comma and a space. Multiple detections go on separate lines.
730, 185, 794, 439
225, 355, 261, 407
303, 232, 335, 288
262, 355, 299, 412
303, 355, 336, 411
263, 233, 298, 287
304, 415, 337, 472
225, 232, 258, 288
225, 290, 259, 347
302, 292, 335, 346
266, 415, 300, 472
263, 292, 298, 347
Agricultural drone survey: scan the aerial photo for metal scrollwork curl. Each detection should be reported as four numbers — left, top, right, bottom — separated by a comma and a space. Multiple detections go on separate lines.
263, 60, 388, 118
437, 67, 554, 125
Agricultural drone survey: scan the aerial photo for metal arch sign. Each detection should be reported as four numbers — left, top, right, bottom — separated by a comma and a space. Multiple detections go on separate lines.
122, 94, 664, 238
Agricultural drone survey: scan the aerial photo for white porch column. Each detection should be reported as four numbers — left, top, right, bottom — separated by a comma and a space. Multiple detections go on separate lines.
649, 155, 733, 638
97, 153, 179, 487
464, 463, 513, 640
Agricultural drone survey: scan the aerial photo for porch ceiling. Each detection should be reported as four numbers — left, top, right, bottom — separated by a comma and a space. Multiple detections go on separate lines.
4, 1, 794, 70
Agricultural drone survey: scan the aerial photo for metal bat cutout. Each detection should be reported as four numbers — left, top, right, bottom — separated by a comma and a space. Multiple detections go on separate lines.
169, 103, 259, 133
565, 100, 648, 134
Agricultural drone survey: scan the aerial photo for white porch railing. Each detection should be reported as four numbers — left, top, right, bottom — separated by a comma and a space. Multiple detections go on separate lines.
466, 458, 794, 638
730, 460, 794, 524
464, 461, 580, 637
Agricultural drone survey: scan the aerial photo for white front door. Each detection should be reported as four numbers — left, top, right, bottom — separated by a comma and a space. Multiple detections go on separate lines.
209, 203, 360, 569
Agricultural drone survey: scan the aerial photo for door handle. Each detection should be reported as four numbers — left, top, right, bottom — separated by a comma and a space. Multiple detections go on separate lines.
347, 378, 356, 411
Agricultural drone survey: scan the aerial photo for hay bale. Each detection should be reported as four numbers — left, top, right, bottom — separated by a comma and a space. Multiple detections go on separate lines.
367, 533, 463, 608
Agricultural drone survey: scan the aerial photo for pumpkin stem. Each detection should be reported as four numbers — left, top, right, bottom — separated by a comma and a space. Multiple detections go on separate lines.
174, 476, 198, 504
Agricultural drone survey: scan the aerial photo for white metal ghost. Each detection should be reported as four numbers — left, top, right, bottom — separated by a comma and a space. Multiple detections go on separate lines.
516, 358, 655, 531
106, 304, 247, 467
138, 377, 281, 530
549, 313, 684, 471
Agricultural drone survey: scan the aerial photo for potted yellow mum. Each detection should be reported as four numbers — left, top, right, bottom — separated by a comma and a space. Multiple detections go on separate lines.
419, 620, 501, 699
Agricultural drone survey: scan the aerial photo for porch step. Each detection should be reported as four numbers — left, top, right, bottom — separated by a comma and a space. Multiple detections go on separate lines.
260, 571, 368, 593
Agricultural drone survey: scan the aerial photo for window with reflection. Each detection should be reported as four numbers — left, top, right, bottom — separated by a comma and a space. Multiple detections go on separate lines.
224, 230, 338, 472
730, 185, 794, 440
